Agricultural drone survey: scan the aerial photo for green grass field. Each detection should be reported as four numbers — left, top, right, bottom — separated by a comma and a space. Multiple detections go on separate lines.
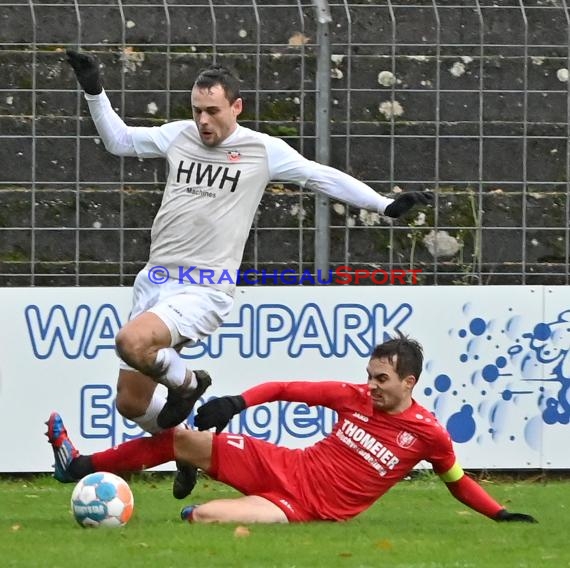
0, 473, 566, 568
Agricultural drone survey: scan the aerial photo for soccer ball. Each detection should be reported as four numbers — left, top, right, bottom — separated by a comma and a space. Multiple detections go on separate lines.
71, 472, 134, 528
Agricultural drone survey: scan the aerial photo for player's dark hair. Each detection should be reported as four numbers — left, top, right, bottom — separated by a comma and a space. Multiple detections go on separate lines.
194, 64, 241, 103
371, 334, 423, 383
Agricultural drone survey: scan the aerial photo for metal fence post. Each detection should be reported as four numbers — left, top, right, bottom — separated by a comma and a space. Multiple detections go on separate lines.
312, 0, 332, 278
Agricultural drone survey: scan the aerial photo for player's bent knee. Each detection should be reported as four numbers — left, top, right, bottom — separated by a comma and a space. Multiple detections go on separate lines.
115, 329, 136, 360
173, 427, 192, 450
115, 330, 156, 374
172, 429, 213, 472
115, 390, 146, 420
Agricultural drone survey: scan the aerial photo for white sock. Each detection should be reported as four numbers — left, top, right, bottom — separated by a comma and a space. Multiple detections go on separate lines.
154, 347, 197, 390
131, 392, 167, 434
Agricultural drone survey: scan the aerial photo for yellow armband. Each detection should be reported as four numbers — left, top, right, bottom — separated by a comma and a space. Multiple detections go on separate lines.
438, 462, 464, 483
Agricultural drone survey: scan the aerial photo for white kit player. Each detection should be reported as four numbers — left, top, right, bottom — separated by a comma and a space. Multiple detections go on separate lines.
64, 50, 433, 500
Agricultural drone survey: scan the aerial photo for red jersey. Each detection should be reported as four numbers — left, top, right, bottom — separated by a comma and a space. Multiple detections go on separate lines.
242, 381, 457, 521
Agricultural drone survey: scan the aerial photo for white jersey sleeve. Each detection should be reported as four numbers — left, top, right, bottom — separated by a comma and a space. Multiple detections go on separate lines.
261, 134, 394, 214
85, 90, 192, 158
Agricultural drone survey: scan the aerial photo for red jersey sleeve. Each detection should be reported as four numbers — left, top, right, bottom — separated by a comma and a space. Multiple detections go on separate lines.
445, 474, 503, 518
425, 422, 458, 475
241, 381, 371, 414
425, 420, 503, 518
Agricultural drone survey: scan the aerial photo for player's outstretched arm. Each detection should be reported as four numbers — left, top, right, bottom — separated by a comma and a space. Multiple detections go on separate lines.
194, 381, 358, 434
440, 464, 538, 522
65, 48, 186, 158
66, 49, 103, 95
65, 48, 141, 156
263, 137, 434, 217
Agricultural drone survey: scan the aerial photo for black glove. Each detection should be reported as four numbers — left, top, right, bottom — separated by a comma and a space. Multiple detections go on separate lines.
66, 49, 103, 95
384, 191, 433, 218
194, 395, 246, 433
494, 509, 538, 523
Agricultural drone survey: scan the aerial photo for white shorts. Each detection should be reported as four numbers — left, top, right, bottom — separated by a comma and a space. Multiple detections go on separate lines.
119, 268, 234, 371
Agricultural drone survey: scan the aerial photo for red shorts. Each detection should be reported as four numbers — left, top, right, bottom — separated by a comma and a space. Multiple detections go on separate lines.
208, 433, 315, 522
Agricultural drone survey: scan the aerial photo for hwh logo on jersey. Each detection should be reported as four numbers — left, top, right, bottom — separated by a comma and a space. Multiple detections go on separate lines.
176, 160, 241, 192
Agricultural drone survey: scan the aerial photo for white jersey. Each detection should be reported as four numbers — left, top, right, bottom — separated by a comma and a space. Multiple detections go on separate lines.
85, 91, 393, 296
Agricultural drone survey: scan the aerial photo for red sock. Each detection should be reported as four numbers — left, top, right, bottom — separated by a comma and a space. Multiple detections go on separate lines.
91, 429, 175, 473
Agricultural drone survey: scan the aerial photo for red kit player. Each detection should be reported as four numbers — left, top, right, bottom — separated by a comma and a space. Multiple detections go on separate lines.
47, 335, 536, 524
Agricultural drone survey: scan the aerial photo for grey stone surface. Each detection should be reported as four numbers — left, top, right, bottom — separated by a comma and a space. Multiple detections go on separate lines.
1, 3, 569, 285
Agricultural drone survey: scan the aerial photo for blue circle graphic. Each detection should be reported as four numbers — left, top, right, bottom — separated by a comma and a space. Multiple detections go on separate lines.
446, 405, 476, 443
496, 356, 507, 368
434, 374, 451, 393
469, 318, 486, 336
482, 364, 499, 383
533, 323, 551, 341
502, 390, 513, 401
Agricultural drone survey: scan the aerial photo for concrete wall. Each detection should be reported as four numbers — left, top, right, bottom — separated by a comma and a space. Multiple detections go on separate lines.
1, 2, 569, 285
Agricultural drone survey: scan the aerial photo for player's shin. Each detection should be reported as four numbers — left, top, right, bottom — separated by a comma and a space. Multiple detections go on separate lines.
130, 391, 168, 434
154, 347, 193, 390
90, 429, 176, 473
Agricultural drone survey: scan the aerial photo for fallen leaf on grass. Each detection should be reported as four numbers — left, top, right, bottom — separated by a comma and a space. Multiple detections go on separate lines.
375, 539, 393, 551
234, 526, 250, 538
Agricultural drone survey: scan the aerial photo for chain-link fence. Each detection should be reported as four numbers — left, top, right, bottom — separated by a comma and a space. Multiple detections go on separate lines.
1, 0, 569, 285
